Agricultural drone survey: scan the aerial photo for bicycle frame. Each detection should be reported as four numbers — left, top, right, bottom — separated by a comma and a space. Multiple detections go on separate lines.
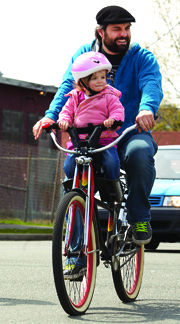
72, 157, 95, 255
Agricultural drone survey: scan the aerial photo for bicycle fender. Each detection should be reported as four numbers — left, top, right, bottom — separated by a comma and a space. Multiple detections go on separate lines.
70, 188, 87, 199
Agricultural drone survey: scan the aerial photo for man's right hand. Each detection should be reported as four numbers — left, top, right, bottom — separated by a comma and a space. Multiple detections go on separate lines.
33, 117, 55, 140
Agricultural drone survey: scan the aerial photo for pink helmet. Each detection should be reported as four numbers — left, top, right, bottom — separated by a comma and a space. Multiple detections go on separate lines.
71, 51, 112, 82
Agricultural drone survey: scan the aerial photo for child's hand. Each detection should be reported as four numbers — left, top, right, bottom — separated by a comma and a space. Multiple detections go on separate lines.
58, 120, 70, 131
104, 118, 115, 128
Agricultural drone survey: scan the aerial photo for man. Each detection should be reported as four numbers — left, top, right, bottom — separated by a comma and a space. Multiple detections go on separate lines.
33, 6, 163, 245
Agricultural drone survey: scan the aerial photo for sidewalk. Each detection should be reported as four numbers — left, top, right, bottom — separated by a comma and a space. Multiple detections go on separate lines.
0, 224, 53, 241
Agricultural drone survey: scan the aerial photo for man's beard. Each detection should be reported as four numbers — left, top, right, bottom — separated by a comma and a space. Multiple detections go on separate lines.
103, 31, 130, 55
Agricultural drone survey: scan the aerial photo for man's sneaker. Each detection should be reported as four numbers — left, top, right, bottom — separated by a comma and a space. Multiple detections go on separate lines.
131, 222, 152, 245
63, 264, 87, 281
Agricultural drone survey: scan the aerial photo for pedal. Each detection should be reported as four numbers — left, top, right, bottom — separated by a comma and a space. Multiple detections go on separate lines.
100, 251, 110, 261
103, 261, 111, 268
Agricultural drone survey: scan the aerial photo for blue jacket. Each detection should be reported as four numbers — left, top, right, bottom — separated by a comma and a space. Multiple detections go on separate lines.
46, 40, 163, 134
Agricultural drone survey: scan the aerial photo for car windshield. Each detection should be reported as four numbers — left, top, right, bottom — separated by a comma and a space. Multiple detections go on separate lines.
155, 149, 180, 179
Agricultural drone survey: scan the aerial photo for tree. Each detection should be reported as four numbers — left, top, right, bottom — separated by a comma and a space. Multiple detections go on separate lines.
147, 0, 180, 107
153, 104, 180, 131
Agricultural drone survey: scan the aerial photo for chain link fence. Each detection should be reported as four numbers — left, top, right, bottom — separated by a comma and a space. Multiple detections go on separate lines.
0, 140, 66, 222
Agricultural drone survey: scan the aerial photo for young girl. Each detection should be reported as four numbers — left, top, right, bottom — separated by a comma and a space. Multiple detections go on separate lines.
58, 51, 124, 181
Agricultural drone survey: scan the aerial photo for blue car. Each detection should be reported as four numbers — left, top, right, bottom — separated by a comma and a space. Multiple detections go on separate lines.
147, 145, 180, 249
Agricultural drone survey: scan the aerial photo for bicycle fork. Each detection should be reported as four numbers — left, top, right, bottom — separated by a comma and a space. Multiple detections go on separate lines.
64, 156, 96, 257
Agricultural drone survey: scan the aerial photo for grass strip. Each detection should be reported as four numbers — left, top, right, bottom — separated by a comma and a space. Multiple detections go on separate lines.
0, 218, 53, 227
0, 228, 53, 234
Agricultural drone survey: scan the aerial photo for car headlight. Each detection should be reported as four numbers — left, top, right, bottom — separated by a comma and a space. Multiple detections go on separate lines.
163, 196, 180, 207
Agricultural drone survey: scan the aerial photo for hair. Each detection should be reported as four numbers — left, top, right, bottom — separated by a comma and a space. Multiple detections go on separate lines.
74, 74, 93, 91
94, 24, 108, 42
74, 70, 108, 91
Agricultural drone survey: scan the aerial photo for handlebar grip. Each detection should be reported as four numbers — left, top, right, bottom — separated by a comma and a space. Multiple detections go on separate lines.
42, 122, 51, 129
42, 123, 60, 133
108, 119, 124, 130
93, 120, 123, 132
112, 119, 124, 127
88, 120, 123, 148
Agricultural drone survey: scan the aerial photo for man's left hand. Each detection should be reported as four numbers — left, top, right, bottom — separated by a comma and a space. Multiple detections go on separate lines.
135, 110, 155, 133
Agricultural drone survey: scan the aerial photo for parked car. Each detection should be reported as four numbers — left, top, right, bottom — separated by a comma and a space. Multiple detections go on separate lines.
98, 145, 180, 250
146, 145, 180, 249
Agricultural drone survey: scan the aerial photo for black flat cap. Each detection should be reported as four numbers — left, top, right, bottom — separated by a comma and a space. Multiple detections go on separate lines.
96, 6, 135, 24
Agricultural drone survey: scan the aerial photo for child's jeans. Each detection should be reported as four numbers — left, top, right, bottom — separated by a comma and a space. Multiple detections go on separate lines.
63, 146, 120, 180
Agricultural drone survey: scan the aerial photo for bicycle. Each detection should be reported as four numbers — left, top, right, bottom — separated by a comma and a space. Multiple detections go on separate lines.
42, 121, 144, 316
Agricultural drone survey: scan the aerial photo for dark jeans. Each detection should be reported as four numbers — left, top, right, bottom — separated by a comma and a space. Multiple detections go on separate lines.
118, 131, 158, 224
63, 146, 120, 180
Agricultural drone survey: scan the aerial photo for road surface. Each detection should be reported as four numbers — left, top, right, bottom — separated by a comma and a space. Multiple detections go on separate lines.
1, 241, 180, 324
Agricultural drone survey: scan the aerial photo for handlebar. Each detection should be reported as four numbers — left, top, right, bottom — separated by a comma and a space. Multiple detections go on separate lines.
42, 121, 138, 155
42, 120, 123, 133
42, 115, 158, 155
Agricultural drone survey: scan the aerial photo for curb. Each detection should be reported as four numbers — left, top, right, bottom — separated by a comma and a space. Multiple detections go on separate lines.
0, 224, 53, 240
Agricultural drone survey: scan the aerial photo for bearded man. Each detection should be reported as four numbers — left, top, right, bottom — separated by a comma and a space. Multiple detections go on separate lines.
33, 6, 163, 250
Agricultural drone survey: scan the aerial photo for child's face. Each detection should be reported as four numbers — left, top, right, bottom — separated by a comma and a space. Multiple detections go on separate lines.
88, 70, 107, 93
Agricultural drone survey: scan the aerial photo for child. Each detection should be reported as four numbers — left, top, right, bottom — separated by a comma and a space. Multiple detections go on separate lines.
57, 51, 125, 181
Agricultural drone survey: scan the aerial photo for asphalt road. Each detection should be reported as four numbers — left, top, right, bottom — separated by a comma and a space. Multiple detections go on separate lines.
1, 241, 180, 324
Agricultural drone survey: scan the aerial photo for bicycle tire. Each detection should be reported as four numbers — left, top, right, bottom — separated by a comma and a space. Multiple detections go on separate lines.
52, 191, 97, 315
111, 236, 144, 302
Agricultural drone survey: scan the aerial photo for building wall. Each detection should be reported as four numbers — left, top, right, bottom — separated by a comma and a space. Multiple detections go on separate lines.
61, 131, 180, 149
0, 82, 57, 146
0, 80, 66, 221
152, 131, 180, 145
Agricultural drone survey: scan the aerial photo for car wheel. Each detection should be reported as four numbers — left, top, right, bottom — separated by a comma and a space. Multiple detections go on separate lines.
145, 238, 160, 250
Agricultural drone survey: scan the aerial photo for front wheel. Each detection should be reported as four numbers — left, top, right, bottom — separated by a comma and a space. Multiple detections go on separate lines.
111, 233, 144, 302
52, 191, 97, 316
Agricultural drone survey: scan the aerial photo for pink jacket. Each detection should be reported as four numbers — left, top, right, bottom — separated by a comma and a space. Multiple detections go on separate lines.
58, 85, 124, 140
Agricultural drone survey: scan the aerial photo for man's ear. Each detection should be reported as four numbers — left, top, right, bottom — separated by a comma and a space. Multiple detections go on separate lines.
97, 29, 104, 38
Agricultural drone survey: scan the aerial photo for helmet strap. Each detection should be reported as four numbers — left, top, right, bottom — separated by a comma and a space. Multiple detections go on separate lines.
80, 79, 100, 97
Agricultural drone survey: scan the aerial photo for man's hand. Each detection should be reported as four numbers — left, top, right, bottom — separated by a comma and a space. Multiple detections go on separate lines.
33, 117, 55, 140
135, 110, 155, 133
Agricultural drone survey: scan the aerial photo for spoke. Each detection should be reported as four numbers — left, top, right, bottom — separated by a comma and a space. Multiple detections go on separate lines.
120, 251, 136, 292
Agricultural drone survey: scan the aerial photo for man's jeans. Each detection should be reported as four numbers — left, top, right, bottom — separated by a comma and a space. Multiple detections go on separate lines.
117, 131, 158, 224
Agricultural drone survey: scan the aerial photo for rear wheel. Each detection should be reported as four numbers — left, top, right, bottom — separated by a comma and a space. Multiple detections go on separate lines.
52, 191, 97, 315
111, 231, 144, 302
